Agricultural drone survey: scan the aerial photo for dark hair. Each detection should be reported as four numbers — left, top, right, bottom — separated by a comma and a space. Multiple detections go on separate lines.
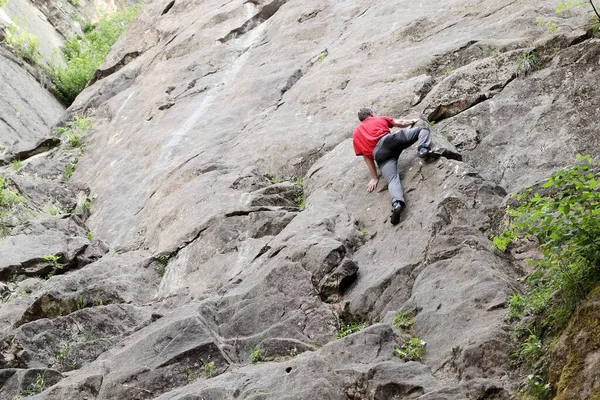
358, 108, 374, 121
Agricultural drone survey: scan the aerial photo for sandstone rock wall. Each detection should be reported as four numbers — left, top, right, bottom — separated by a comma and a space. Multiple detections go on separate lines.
1, 0, 599, 399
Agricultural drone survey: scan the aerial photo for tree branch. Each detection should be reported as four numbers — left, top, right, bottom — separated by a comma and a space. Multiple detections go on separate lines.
590, 0, 600, 21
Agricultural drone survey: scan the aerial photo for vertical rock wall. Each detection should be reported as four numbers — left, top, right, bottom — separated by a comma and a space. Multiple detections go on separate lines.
0, 0, 599, 399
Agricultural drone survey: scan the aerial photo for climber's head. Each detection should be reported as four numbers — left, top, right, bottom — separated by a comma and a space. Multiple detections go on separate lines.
358, 108, 374, 122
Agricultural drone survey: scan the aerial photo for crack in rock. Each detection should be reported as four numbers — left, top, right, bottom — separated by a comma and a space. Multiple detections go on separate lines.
218, 0, 290, 44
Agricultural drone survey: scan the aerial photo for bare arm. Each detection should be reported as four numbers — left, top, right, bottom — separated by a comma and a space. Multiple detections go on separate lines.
363, 156, 378, 192
393, 118, 419, 128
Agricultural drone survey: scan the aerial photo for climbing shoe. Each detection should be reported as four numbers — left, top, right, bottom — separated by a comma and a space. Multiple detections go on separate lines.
390, 201, 404, 225
417, 147, 431, 159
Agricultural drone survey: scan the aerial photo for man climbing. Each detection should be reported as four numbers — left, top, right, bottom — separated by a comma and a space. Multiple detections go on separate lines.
352, 107, 433, 225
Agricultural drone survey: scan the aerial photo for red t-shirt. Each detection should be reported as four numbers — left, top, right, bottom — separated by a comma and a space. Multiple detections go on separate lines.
352, 116, 394, 159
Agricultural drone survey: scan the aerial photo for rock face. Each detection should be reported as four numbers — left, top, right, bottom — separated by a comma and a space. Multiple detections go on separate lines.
1, 0, 599, 399
549, 287, 600, 400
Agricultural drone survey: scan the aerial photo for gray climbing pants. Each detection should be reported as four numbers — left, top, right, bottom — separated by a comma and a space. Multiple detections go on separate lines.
372, 127, 432, 206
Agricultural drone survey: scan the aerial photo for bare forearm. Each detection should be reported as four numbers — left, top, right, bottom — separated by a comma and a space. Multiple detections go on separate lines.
393, 118, 419, 128
364, 157, 378, 179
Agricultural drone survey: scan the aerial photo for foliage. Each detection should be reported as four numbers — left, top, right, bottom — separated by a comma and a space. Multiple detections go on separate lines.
513, 333, 547, 369
55, 342, 78, 371
1, 176, 26, 236
154, 253, 171, 276
74, 199, 91, 215
76, 296, 88, 310
49, 5, 139, 102
12, 159, 23, 171
203, 361, 218, 378
63, 161, 77, 181
4, 24, 40, 64
493, 155, 600, 399
249, 347, 262, 363
54, 116, 93, 149
515, 52, 539, 77
48, 205, 62, 215
523, 374, 552, 400
314, 49, 328, 63
494, 155, 600, 333
556, 0, 584, 13
392, 311, 414, 331
44, 253, 64, 278
535, 17, 559, 34
394, 337, 426, 361
17, 373, 45, 397
86, 231, 94, 241
0, 0, 8, 8
265, 171, 280, 184
337, 320, 367, 339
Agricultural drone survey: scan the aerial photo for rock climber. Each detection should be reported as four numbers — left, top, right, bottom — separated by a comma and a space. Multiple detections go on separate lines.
352, 107, 433, 225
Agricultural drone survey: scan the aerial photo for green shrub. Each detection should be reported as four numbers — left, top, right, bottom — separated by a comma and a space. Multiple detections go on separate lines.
18, 373, 45, 397
249, 347, 262, 363
394, 337, 426, 361
11, 158, 23, 171
0, 175, 25, 236
392, 311, 414, 331
203, 361, 218, 377
556, 0, 583, 13
63, 161, 77, 181
54, 116, 93, 149
49, 6, 140, 102
4, 24, 40, 64
337, 320, 367, 338
494, 155, 600, 334
515, 52, 539, 77
494, 154, 600, 399
0, 0, 9, 8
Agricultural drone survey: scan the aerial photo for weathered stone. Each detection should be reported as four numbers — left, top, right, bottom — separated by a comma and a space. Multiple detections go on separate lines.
549, 286, 600, 400
0, 216, 90, 280
2, 0, 598, 399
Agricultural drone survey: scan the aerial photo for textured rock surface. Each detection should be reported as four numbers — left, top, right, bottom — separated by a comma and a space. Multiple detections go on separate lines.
549, 286, 600, 400
1, 0, 599, 399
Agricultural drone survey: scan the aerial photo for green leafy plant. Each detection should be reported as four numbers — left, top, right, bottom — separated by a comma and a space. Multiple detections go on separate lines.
507, 292, 526, 319
265, 171, 280, 184
18, 373, 45, 397
394, 337, 426, 361
535, 17, 559, 34
0, 0, 8, 8
392, 311, 414, 331
42, 254, 63, 272
4, 24, 40, 64
202, 361, 218, 378
515, 51, 539, 77
493, 154, 600, 399
556, 0, 584, 13
314, 49, 328, 63
54, 116, 93, 150
76, 296, 88, 310
74, 199, 91, 215
49, 6, 140, 102
249, 347, 262, 363
337, 320, 367, 339
154, 253, 171, 276
86, 231, 94, 241
12, 159, 23, 171
62, 160, 78, 181
48, 205, 62, 215
185, 368, 198, 383
523, 374, 552, 400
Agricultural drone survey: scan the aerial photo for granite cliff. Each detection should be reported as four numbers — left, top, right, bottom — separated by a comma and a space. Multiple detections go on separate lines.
1, 0, 599, 399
